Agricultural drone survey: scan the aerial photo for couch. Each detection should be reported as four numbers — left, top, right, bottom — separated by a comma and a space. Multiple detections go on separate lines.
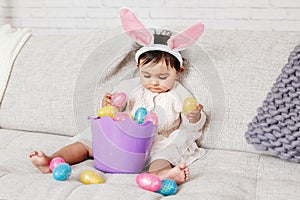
0, 26, 300, 200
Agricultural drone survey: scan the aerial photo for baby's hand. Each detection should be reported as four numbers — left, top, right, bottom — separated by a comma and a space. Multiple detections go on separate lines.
102, 93, 113, 107
184, 104, 203, 124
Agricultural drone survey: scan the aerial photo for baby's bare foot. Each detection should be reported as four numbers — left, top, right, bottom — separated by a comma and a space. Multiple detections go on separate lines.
29, 151, 51, 174
157, 163, 189, 185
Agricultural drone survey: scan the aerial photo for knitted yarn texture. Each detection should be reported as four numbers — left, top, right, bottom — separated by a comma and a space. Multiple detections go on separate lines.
245, 43, 300, 163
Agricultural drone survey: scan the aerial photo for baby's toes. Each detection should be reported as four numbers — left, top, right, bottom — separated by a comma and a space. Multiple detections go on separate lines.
184, 168, 189, 180
29, 151, 38, 158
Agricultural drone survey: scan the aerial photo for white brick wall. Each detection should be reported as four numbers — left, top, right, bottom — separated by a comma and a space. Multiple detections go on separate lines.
0, 0, 300, 35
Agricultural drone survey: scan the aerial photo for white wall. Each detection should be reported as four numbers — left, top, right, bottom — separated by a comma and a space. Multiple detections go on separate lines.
1, 0, 300, 35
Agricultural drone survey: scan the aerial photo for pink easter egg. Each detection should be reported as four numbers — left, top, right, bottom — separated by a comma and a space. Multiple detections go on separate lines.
144, 112, 158, 126
50, 157, 65, 172
136, 173, 161, 192
112, 92, 126, 108
113, 112, 129, 121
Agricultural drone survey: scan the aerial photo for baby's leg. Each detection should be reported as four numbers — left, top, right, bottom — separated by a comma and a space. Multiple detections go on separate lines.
29, 142, 92, 174
148, 159, 189, 185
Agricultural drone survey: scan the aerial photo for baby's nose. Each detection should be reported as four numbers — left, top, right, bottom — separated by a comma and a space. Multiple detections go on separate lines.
152, 79, 159, 86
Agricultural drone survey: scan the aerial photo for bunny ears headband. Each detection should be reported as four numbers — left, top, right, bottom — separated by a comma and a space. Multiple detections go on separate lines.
119, 7, 204, 66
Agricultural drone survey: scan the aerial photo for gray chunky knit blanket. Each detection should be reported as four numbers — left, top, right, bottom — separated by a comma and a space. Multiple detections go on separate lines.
245, 43, 300, 163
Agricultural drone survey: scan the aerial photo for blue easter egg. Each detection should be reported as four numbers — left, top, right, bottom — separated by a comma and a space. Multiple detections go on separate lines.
52, 163, 72, 181
134, 107, 148, 124
157, 179, 177, 196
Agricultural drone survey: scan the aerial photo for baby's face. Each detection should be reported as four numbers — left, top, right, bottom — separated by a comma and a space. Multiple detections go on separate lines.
139, 60, 178, 93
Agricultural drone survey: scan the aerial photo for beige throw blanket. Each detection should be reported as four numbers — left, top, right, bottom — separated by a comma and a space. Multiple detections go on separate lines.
0, 24, 31, 106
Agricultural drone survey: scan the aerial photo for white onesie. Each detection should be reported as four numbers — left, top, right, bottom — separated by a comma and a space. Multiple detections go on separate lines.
76, 77, 206, 167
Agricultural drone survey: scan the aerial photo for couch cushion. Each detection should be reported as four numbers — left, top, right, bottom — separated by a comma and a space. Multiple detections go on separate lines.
0, 26, 213, 138
1, 129, 299, 200
0, 28, 121, 136
177, 150, 300, 200
0, 129, 70, 174
198, 30, 300, 153
180, 149, 259, 200
256, 156, 300, 199
1, 29, 300, 153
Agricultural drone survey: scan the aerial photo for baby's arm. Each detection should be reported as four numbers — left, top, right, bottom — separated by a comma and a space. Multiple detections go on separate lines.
181, 103, 206, 130
173, 82, 206, 132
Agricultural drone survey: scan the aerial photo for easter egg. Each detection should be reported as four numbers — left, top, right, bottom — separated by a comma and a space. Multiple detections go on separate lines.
134, 107, 148, 124
144, 112, 158, 126
50, 157, 65, 172
113, 112, 129, 121
156, 179, 177, 196
80, 170, 104, 184
136, 173, 161, 192
112, 92, 126, 108
182, 97, 197, 114
52, 163, 72, 181
97, 106, 118, 118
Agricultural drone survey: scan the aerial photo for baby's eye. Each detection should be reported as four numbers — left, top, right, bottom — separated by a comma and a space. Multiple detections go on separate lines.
159, 76, 167, 80
144, 75, 151, 79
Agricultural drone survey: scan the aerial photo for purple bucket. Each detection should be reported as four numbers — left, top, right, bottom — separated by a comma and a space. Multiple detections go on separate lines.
91, 116, 156, 173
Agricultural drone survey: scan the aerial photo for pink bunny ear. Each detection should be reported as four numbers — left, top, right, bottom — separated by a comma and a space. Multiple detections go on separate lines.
120, 7, 153, 46
167, 22, 204, 51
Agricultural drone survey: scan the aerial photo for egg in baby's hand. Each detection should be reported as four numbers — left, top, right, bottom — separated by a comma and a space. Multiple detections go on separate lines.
112, 92, 126, 108
182, 97, 197, 114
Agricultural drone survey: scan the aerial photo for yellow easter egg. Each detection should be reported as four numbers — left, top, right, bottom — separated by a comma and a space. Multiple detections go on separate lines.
182, 97, 197, 114
80, 170, 104, 184
97, 106, 118, 118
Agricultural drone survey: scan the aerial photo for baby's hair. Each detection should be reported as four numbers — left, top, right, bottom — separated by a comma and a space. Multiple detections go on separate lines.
137, 29, 182, 72
138, 51, 181, 72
